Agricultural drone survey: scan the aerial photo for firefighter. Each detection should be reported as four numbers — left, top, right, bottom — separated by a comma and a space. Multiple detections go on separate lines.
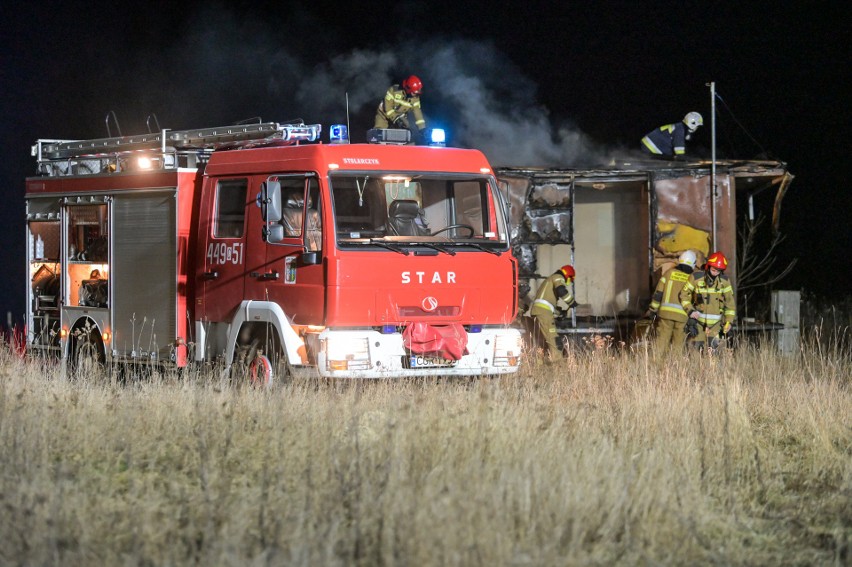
648, 249, 697, 351
374, 75, 427, 136
530, 265, 578, 359
679, 251, 736, 350
641, 112, 703, 158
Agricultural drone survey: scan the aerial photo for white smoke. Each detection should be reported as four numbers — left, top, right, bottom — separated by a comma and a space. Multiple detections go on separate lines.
282, 38, 616, 166
128, 7, 616, 167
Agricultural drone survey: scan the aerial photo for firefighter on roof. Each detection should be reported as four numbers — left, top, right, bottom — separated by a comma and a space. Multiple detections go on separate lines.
530, 265, 577, 359
679, 251, 736, 350
375, 75, 427, 134
648, 250, 697, 351
641, 112, 703, 158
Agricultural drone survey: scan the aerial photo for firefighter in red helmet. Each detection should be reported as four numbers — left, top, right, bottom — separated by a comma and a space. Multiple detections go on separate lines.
530, 265, 578, 359
679, 251, 736, 350
374, 75, 427, 135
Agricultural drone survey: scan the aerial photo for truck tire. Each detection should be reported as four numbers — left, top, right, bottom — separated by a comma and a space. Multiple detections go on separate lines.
232, 324, 290, 387
248, 353, 273, 387
69, 319, 106, 378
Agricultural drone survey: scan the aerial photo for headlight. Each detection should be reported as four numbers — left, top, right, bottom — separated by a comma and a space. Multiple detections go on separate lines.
493, 332, 523, 367
323, 336, 371, 371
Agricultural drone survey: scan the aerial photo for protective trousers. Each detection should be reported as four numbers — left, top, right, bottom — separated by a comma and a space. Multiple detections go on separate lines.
374, 112, 408, 129
532, 309, 562, 359
687, 321, 723, 350
655, 318, 687, 351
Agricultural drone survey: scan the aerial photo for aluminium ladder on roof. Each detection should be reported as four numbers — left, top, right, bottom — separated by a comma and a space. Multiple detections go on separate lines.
30, 122, 322, 177
32, 122, 318, 161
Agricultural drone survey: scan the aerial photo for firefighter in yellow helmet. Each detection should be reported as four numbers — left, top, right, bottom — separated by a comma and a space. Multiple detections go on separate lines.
679, 251, 736, 350
530, 265, 577, 359
648, 250, 697, 351
374, 75, 427, 135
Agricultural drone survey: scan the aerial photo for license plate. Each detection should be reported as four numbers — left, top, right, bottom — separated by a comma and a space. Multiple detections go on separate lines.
409, 355, 457, 368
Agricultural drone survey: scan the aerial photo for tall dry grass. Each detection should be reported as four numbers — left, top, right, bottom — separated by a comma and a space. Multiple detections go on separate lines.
0, 338, 849, 566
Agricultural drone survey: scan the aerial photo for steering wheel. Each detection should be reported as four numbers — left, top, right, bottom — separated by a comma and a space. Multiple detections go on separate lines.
431, 224, 475, 237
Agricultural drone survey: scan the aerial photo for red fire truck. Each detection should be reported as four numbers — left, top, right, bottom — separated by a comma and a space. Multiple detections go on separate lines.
25, 121, 522, 382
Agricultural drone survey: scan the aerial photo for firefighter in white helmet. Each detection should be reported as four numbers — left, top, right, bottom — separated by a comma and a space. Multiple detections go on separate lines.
641, 112, 703, 158
648, 250, 697, 351
374, 75, 427, 137
530, 265, 577, 360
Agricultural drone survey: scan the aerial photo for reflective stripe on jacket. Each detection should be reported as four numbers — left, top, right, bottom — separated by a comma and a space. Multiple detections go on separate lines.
679, 270, 736, 327
641, 122, 687, 156
376, 85, 426, 128
530, 272, 573, 317
650, 267, 690, 322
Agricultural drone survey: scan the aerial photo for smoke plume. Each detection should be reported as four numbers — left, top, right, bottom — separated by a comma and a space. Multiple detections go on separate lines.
112, 6, 617, 167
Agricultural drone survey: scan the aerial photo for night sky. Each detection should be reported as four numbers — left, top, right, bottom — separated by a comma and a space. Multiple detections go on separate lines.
1, 2, 848, 324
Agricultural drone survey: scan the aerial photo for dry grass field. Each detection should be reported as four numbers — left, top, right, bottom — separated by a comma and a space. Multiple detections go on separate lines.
1, 335, 849, 566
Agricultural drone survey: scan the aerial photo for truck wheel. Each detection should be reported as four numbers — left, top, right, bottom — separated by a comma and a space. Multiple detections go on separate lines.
69, 322, 105, 377
232, 325, 290, 387
248, 353, 273, 387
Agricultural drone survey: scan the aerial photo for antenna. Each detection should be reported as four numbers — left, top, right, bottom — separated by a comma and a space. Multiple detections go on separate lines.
346, 92, 351, 140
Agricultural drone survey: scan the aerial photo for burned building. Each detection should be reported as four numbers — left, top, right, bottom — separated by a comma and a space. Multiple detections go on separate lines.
496, 159, 793, 340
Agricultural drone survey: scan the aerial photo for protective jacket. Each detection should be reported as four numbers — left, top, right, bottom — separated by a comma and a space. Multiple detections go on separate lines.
650, 265, 691, 323
530, 271, 575, 359
641, 122, 688, 156
679, 270, 736, 330
650, 264, 692, 350
374, 85, 426, 130
530, 272, 574, 318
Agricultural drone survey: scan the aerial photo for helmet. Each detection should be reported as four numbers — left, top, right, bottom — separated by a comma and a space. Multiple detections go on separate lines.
560, 265, 576, 279
677, 250, 697, 269
683, 111, 703, 132
402, 75, 423, 96
706, 251, 728, 270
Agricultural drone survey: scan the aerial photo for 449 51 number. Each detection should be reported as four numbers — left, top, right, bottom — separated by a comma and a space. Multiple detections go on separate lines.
206, 242, 244, 266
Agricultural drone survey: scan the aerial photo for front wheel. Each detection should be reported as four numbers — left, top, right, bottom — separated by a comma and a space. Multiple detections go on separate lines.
248, 353, 273, 387
232, 325, 290, 387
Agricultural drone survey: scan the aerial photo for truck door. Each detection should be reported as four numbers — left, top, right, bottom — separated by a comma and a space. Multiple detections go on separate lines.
248, 174, 325, 325
197, 177, 252, 322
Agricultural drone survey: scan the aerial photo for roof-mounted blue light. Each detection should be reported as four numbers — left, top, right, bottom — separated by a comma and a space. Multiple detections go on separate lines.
329, 124, 349, 144
429, 128, 446, 146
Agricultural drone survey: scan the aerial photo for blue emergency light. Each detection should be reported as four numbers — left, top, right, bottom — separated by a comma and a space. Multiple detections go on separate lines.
429, 128, 446, 146
329, 124, 349, 144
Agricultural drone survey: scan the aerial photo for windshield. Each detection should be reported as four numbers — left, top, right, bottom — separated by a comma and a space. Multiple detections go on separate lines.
330, 172, 510, 250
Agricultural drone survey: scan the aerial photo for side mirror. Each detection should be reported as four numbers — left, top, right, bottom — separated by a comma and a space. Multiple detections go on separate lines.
301, 251, 320, 265
265, 225, 284, 243
260, 180, 282, 223
260, 180, 283, 243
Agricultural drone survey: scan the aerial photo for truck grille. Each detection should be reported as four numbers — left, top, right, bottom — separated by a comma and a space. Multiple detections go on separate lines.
397, 306, 460, 317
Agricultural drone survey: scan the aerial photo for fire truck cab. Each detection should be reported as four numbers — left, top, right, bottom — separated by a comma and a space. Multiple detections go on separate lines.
26, 122, 522, 381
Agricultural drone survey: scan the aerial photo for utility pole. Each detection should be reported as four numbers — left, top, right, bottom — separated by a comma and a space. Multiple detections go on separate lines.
709, 81, 717, 250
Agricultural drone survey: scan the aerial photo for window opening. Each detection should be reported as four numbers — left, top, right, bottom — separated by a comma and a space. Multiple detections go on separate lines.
66, 203, 110, 308
306, 177, 322, 252
214, 179, 248, 238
